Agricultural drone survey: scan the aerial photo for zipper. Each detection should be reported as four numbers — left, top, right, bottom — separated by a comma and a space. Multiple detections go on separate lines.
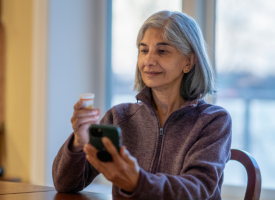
139, 98, 163, 174
151, 128, 164, 173
138, 99, 179, 174
160, 128, 163, 136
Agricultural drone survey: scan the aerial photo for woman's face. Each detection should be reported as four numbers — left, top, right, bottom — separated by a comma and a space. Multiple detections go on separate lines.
138, 28, 193, 91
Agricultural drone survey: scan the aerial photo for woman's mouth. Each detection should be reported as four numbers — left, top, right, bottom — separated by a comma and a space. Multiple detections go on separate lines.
145, 71, 162, 77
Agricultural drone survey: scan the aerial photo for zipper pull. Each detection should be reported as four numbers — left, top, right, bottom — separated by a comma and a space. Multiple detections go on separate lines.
160, 128, 163, 137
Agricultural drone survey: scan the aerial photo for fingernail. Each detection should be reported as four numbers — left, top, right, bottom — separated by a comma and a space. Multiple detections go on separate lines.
102, 137, 108, 144
84, 144, 88, 151
125, 149, 129, 154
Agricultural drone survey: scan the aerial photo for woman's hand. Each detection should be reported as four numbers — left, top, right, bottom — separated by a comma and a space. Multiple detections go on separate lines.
84, 137, 140, 193
70, 100, 100, 152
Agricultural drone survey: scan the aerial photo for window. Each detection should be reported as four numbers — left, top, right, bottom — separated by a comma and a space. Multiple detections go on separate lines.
216, 0, 275, 189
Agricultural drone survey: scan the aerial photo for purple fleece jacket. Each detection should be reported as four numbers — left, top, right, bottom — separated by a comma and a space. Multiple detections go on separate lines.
52, 86, 232, 200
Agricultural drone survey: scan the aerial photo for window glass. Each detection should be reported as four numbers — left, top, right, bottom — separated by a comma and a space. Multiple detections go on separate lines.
216, 0, 275, 189
111, 0, 182, 106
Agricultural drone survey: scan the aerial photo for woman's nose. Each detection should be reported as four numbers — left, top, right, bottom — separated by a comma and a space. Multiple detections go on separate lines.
144, 52, 157, 66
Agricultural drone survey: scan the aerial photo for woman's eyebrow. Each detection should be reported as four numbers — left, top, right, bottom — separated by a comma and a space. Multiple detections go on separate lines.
138, 42, 172, 47
156, 42, 172, 46
139, 43, 147, 47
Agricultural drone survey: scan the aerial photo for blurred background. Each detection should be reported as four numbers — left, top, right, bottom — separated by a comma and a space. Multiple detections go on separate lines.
0, 0, 274, 199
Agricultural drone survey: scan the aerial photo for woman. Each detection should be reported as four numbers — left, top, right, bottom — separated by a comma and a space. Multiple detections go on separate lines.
53, 11, 232, 200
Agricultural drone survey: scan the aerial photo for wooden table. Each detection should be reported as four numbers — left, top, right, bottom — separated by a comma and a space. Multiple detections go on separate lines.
0, 181, 128, 200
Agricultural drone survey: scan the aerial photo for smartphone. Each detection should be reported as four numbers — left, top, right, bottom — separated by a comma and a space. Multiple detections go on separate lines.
88, 124, 122, 162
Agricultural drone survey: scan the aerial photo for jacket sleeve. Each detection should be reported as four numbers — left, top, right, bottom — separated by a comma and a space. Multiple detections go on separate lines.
52, 109, 114, 193
118, 109, 232, 200
52, 133, 99, 192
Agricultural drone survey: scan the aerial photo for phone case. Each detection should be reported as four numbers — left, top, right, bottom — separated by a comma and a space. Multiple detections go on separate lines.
88, 124, 122, 162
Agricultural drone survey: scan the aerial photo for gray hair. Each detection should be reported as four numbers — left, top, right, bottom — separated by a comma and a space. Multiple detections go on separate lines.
134, 10, 215, 100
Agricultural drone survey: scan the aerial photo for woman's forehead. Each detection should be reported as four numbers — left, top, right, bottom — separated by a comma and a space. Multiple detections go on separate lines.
141, 28, 167, 43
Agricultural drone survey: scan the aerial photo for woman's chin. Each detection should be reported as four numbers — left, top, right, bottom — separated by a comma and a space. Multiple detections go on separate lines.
143, 82, 162, 89
146, 84, 167, 91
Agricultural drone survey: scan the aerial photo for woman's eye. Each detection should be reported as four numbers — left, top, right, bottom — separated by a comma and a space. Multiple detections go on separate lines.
159, 49, 167, 54
140, 49, 148, 53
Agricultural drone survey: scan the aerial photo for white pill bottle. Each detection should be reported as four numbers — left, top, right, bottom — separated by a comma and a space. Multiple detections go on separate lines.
79, 93, 95, 109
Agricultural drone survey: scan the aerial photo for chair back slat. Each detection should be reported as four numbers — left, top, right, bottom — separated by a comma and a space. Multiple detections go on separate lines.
230, 149, 261, 200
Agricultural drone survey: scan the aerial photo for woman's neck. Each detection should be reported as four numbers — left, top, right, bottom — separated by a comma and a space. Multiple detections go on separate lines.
151, 87, 185, 127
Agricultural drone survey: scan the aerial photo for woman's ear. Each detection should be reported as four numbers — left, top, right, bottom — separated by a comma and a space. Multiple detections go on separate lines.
190, 53, 198, 67
183, 53, 197, 73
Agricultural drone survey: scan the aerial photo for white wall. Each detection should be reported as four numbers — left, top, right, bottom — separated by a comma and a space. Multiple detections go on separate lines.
46, 0, 108, 185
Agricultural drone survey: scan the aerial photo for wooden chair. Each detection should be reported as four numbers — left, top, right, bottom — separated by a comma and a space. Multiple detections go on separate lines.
230, 149, 261, 200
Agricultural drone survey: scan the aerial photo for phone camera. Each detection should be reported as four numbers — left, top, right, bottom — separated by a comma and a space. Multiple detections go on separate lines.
90, 128, 103, 137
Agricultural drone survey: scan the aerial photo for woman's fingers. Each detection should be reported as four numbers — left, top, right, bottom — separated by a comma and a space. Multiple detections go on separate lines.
84, 143, 98, 158
121, 147, 130, 160
72, 109, 99, 128
84, 143, 97, 154
120, 146, 136, 165
84, 142, 140, 192
74, 100, 84, 110
102, 137, 121, 162
70, 99, 101, 152
101, 139, 136, 166
84, 144, 107, 172
84, 144, 100, 169
74, 109, 99, 117
72, 115, 99, 131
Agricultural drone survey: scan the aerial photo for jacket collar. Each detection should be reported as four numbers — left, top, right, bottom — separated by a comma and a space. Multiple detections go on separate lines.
136, 86, 202, 112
